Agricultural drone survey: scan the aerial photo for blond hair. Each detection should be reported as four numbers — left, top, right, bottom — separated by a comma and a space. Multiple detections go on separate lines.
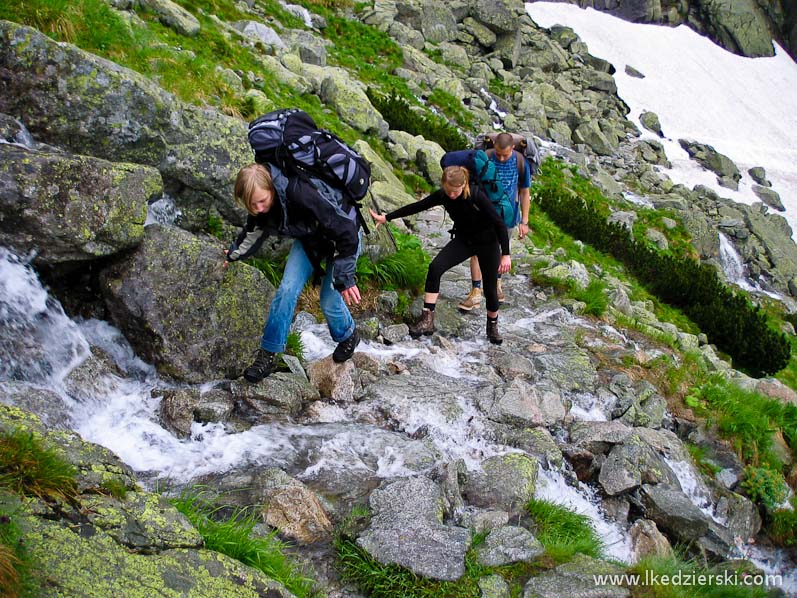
442, 165, 470, 199
234, 163, 275, 215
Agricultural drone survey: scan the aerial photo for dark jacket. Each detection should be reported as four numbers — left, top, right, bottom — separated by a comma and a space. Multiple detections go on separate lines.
386, 185, 510, 255
226, 164, 360, 290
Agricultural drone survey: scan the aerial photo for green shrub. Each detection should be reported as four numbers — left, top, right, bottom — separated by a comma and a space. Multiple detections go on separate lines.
367, 89, 468, 152
740, 466, 789, 512
532, 159, 791, 377
357, 225, 431, 293
525, 498, 603, 563
769, 497, 797, 547
170, 488, 317, 598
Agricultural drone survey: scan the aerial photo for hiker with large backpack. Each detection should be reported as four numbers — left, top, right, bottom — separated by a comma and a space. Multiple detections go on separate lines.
224, 109, 370, 383
369, 165, 511, 345
454, 132, 532, 311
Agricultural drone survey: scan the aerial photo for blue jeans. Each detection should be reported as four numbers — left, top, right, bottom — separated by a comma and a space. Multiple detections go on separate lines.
260, 240, 356, 353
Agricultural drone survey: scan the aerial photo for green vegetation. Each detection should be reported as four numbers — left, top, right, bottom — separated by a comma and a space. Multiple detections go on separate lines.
207, 213, 227, 241
769, 496, 797, 547
356, 225, 430, 293
285, 331, 305, 362
685, 443, 722, 478
170, 488, 318, 598
366, 89, 468, 152
0, 500, 38, 598
739, 466, 789, 512
0, 429, 77, 502
487, 78, 520, 102
532, 159, 791, 377
427, 89, 475, 130
687, 379, 797, 469
627, 553, 770, 597
525, 498, 603, 563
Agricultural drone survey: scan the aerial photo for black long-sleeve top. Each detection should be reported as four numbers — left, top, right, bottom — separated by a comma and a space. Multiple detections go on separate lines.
386, 186, 510, 255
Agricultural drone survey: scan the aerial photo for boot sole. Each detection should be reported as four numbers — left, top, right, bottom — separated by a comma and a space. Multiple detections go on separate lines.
458, 305, 479, 312
488, 338, 503, 345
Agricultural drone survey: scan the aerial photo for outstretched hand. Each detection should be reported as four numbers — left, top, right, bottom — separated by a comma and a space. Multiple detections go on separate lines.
498, 255, 512, 275
341, 285, 361, 305
369, 208, 387, 229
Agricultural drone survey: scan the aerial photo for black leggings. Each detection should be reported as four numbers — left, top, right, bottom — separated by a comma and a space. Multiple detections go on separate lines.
425, 236, 501, 312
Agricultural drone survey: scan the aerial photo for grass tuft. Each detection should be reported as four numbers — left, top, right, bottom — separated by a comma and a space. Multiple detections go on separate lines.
0, 429, 78, 502
525, 498, 603, 563
170, 488, 317, 598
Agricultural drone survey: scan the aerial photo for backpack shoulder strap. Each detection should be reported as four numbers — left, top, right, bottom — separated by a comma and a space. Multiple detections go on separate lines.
514, 149, 525, 180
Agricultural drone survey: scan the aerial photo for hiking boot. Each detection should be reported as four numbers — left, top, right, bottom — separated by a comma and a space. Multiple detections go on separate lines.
409, 308, 435, 338
332, 328, 359, 363
497, 279, 505, 304
486, 317, 503, 345
243, 349, 277, 383
458, 287, 483, 312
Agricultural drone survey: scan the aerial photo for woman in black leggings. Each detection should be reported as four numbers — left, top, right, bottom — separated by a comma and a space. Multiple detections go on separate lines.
369, 166, 511, 344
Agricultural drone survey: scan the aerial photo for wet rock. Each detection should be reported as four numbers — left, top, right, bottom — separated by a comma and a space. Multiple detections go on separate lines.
599, 435, 680, 496
457, 509, 510, 533
260, 474, 334, 544
159, 388, 234, 438
0, 382, 72, 429
231, 373, 318, 420
638, 484, 710, 542
307, 356, 357, 402
482, 379, 566, 428
569, 420, 633, 454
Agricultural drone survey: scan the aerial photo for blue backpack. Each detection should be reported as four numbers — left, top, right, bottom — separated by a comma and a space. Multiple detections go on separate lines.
440, 149, 518, 228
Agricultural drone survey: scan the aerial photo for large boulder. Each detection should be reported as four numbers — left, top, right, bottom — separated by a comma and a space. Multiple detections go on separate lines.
99, 224, 275, 382
357, 476, 471, 581
470, 0, 527, 34
0, 21, 250, 222
0, 144, 161, 265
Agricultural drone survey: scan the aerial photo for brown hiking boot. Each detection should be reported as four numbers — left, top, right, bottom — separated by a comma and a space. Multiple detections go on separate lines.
486, 317, 503, 345
497, 279, 505, 304
458, 287, 483, 312
409, 308, 435, 338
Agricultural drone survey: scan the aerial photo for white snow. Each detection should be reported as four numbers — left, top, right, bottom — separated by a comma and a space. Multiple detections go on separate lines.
525, 3, 797, 236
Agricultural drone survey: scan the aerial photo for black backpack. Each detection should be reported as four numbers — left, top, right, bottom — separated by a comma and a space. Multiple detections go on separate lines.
248, 109, 372, 231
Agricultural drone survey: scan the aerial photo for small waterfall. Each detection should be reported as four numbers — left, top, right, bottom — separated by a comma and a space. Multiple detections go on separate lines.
718, 232, 749, 287
280, 1, 313, 27
535, 465, 635, 563
145, 195, 180, 227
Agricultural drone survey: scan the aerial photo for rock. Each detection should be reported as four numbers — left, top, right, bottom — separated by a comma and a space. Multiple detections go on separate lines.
640, 110, 663, 137
645, 228, 669, 250
0, 382, 72, 429
319, 69, 389, 137
678, 139, 741, 186
307, 357, 357, 402
0, 22, 250, 222
539, 260, 591, 289
139, 0, 200, 36
159, 388, 234, 438
482, 379, 566, 428
261, 476, 334, 544
625, 64, 645, 78
280, 29, 328, 66
475, 525, 545, 566
698, 0, 775, 57
748, 166, 770, 187
100, 225, 275, 383
381, 323, 409, 344
231, 374, 318, 420
480, 574, 511, 598
234, 20, 285, 48
522, 554, 630, 597
470, 0, 526, 34
463, 453, 538, 514
570, 420, 633, 454
0, 145, 160, 265
598, 436, 680, 496
630, 519, 673, 559
357, 476, 471, 581
532, 347, 598, 393
463, 16, 497, 47
638, 484, 710, 542
752, 185, 784, 211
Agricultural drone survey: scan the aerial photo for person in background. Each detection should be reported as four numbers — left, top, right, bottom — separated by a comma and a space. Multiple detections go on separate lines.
370, 165, 510, 344
225, 162, 362, 383
458, 132, 531, 312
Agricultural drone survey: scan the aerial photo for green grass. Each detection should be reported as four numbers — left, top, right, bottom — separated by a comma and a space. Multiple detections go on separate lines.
0, 499, 39, 598
685, 443, 722, 478
427, 89, 475, 130
525, 498, 603, 564
0, 429, 78, 503
356, 225, 431, 293
768, 496, 797, 547
689, 379, 797, 469
170, 488, 318, 598
627, 553, 770, 597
